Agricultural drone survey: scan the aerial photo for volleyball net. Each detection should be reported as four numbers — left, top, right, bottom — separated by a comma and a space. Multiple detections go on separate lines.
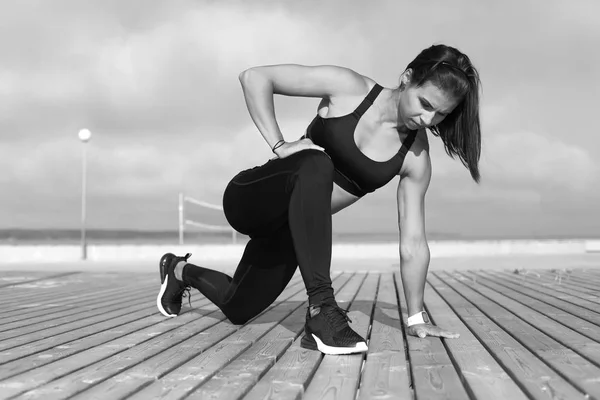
178, 193, 238, 245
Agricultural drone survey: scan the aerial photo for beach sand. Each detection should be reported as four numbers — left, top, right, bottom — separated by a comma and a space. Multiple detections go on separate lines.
1, 252, 598, 274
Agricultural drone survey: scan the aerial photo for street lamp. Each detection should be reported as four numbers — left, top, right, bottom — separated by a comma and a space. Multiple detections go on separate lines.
78, 128, 92, 260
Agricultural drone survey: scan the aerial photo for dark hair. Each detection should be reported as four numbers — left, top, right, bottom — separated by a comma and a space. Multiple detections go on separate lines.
405, 44, 482, 183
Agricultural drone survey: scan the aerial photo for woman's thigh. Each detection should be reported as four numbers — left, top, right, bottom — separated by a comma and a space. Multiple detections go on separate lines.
222, 150, 331, 237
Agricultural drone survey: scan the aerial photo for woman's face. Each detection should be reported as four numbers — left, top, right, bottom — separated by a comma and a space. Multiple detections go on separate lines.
398, 79, 460, 130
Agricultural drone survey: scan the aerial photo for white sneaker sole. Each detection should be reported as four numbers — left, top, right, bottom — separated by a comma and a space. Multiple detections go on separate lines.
156, 276, 177, 318
312, 334, 368, 355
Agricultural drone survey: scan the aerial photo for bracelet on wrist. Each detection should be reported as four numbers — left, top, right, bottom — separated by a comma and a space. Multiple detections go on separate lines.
407, 311, 430, 326
272, 139, 286, 153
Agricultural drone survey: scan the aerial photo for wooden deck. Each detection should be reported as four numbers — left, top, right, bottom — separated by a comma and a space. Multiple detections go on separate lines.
1, 267, 600, 399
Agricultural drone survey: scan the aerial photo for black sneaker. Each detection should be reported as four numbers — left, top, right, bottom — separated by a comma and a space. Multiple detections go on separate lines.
300, 302, 368, 355
156, 252, 192, 317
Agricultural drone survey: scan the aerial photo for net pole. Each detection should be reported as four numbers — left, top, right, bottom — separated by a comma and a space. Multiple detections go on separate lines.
178, 193, 184, 245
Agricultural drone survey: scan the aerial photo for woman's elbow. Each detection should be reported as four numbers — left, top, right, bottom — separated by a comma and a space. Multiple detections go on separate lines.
238, 67, 264, 86
238, 68, 252, 85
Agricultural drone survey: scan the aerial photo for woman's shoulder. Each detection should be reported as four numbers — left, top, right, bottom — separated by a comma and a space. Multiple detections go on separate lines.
400, 130, 432, 182
413, 129, 430, 153
322, 66, 374, 97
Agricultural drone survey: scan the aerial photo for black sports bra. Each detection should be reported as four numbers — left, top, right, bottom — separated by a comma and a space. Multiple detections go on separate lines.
304, 83, 418, 197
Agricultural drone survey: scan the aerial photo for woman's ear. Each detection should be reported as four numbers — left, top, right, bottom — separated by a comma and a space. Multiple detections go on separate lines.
399, 68, 412, 91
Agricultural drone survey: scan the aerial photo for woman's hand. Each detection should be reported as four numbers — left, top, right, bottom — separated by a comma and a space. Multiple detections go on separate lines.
407, 323, 460, 339
274, 138, 325, 159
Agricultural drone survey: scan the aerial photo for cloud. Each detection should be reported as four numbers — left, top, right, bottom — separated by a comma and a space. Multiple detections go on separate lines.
1, 1, 376, 141
1, 0, 599, 236
0, 115, 310, 201
430, 98, 598, 197
483, 130, 598, 192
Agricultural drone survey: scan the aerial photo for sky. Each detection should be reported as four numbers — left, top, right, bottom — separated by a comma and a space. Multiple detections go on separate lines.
1, 0, 599, 239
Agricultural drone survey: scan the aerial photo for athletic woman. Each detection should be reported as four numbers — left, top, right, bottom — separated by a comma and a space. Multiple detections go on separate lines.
156, 44, 481, 355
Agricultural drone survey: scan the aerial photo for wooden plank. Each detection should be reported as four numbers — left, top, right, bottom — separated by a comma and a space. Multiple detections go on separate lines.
484, 271, 600, 324
170, 272, 354, 400
533, 270, 600, 296
128, 272, 349, 400
0, 276, 229, 397
0, 293, 158, 348
0, 275, 127, 307
501, 270, 600, 304
185, 290, 322, 399
7, 265, 598, 400
359, 352, 409, 400
298, 357, 362, 400
0, 274, 155, 326
80, 337, 290, 400
0, 304, 221, 398
77, 273, 318, 400
0, 271, 155, 297
241, 330, 333, 400
0, 284, 155, 334
0, 271, 49, 280
493, 270, 600, 307
243, 345, 315, 400
8, 307, 227, 400
240, 273, 361, 400
0, 280, 156, 322
466, 271, 600, 344
0, 279, 92, 303
437, 271, 600, 398
300, 273, 370, 400
291, 273, 377, 400
241, 382, 304, 400
423, 279, 528, 400
358, 271, 411, 400
14, 276, 307, 399
395, 272, 469, 400
0, 272, 80, 289
565, 271, 600, 288
0, 295, 213, 379
568, 270, 600, 281
0, 294, 196, 365
0, 273, 154, 305
429, 272, 586, 400
536, 269, 600, 285
365, 272, 404, 353
464, 271, 600, 359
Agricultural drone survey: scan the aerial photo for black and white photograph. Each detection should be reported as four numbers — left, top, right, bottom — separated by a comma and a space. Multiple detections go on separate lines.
1, 1, 599, 399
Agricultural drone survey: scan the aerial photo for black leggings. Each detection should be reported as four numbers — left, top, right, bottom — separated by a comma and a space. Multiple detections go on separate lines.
182, 150, 336, 324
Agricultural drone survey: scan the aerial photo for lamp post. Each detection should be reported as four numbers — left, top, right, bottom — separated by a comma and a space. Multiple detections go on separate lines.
78, 128, 92, 260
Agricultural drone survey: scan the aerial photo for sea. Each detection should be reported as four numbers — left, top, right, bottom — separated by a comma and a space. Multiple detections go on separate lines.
1, 229, 597, 246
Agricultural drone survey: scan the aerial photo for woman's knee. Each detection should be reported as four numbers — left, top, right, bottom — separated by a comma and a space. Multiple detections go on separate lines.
223, 306, 259, 325
227, 314, 252, 325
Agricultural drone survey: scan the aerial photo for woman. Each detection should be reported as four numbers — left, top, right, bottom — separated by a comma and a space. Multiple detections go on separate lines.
156, 44, 481, 355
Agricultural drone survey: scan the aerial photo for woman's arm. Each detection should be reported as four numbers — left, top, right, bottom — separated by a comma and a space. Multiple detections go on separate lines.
238, 64, 368, 157
397, 140, 459, 339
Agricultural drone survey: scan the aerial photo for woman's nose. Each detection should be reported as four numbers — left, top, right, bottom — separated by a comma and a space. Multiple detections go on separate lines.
420, 111, 435, 126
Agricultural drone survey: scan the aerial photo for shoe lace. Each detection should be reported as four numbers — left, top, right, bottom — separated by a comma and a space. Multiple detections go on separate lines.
310, 302, 353, 325
181, 285, 192, 309
180, 253, 193, 309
